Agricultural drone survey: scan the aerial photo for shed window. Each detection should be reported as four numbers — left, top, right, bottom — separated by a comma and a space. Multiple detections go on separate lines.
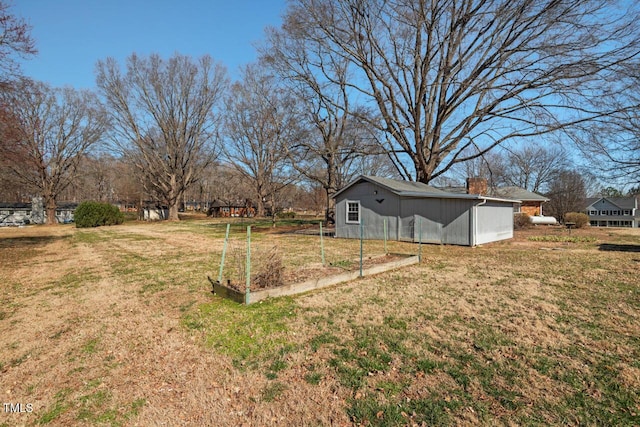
346, 201, 360, 224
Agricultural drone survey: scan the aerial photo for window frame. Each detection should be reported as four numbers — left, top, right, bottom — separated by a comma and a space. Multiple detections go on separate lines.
346, 200, 361, 224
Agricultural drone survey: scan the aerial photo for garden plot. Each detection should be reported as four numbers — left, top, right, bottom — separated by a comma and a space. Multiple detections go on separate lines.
208, 223, 419, 303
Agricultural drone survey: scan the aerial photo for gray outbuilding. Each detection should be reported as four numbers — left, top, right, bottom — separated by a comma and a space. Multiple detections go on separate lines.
333, 175, 518, 246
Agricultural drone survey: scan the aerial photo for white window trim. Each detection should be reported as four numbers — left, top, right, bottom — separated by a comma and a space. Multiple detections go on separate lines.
346, 200, 361, 224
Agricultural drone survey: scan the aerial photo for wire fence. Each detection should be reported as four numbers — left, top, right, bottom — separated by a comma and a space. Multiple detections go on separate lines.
210, 221, 421, 301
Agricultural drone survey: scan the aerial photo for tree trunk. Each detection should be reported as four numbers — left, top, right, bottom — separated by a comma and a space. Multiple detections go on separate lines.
256, 197, 265, 217
167, 175, 180, 221
44, 196, 57, 225
325, 187, 337, 225
325, 161, 338, 224
168, 203, 179, 221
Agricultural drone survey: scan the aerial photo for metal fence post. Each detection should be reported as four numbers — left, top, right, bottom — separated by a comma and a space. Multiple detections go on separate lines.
383, 218, 388, 255
320, 221, 326, 266
418, 217, 422, 263
245, 225, 251, 305
217, 223, 230, 283
360, 218, 364, 277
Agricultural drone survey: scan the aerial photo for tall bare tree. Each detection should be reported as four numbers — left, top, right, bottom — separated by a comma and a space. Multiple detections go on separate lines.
96, 53, 228, 220
499, 145, 570, 193
571, 62, 640, 185
263, 19, 388, 221
282, 0, 640, 183
0, 1, 36, 85
0, 79, 107, 223
0, 2, 37, 201
223, 63, 301, 218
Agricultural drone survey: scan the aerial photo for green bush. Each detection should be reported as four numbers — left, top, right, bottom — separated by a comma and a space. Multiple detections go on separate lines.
564, 212, 590, 228
514, 212, 531, 229
75, 201, 125, 228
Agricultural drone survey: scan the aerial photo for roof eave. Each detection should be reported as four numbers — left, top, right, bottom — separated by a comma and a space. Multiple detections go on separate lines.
401, 191, 519, 203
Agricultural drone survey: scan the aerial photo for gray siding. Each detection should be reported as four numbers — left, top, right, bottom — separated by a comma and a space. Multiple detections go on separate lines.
401, 198, 472, 245
587, 199, 625, 213
334, 178, 514, 246
335, 182, 400, 240
586, 198, 639, 227
475, 202, 513, 245
441, 199, 472, 246
399, 198, 443, 243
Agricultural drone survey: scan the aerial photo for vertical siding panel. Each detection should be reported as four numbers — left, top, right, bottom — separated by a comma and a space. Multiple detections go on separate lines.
476, 202, 513, 244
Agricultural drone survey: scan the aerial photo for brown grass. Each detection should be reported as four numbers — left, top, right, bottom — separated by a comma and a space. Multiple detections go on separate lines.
1, 221, 639, 426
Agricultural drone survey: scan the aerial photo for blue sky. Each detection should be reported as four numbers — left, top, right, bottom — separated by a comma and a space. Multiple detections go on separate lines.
12, 0, 288, 89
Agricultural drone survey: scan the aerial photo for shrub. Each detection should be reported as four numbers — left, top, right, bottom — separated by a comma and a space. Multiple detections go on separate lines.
75, 201, 125, 228
564, 212, 589, 228
514, 212, 531, 229
278, 211, 296, 219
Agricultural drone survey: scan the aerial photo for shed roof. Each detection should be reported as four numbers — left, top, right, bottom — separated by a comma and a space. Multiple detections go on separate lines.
357, 175, 445, 195
333, 175, 519, 203
436, 184, 548, 202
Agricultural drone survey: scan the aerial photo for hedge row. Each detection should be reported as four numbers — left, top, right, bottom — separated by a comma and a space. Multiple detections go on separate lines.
75, 201, 125, 228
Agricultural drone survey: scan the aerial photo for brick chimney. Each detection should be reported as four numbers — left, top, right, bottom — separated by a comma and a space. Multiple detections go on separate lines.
466, 177, 488, 195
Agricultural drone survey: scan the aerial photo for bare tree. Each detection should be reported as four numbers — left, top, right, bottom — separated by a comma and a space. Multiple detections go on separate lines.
96, 53, 228, 220
0, 79, 107, 223
0, 103, 31, 201
223, 63, 301, 219
499, 145, 570, 193
0, 1, 36, 84
444, 146, 506, 189
0, 2, 37, 201
544, 169, 587, 223
571, 62, 640, 184
263, 20, 388, 221
282, 0, 640, 183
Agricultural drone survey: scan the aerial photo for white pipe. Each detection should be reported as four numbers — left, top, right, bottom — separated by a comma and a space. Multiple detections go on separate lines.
472, 198, 488, 246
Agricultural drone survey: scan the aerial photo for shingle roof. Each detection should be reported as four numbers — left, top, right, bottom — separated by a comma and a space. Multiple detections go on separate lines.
435, 184, 548, 202
586, 197, 637, 210
491, 187, 549, 202
0, 203, 31, 209
360, 175, 445, 195
333, 175, 519, 203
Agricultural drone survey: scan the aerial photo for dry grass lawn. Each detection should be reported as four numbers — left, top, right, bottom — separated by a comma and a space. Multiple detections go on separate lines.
0, 218, 639, 426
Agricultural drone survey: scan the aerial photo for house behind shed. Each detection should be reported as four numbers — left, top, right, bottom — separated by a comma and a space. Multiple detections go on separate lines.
333, 176, 517, 246
0, 197, 77, 226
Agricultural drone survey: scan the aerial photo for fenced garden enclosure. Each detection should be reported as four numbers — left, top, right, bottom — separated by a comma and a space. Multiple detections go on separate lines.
208, 220, 421, 304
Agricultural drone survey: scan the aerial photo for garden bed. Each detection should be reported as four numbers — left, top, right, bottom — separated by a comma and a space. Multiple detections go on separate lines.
211, 253, 419, 304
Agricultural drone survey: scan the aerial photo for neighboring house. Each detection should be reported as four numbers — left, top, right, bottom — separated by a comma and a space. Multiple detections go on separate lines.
207, 199, 255, 218
141, 202, 169, 221
439, 179, 550, 217
491, 187, 549, 216
585, 196, 640, 228
0, 202, 32, 226
333, 175, 518, 246
0, 198, 77, 226
54, 202, 78, 224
